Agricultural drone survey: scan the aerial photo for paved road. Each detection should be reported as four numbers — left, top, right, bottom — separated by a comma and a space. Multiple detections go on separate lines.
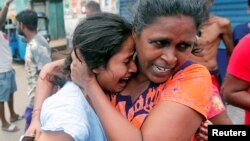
227, 105, 244, 124
0, 60, 245, 141
0, 61, 28, 141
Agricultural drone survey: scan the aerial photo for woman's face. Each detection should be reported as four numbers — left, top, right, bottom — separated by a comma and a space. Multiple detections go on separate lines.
95, 36, 137, 92
134, 16, 197, 83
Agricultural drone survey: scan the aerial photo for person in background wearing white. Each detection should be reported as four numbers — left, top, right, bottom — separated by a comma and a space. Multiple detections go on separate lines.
0, 0, 23, 133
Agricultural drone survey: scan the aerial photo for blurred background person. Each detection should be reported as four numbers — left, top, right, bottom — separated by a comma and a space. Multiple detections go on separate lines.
232, 0, 250, 46
0, 0, 22, 133
189, 0, 234, 104
85, 1, 101, 16
222, 33, 250, 125
16, 9, 52, 131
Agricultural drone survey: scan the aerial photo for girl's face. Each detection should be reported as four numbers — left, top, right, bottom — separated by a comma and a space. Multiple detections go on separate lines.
94, 36, 137, 92
134, 16, 197, 83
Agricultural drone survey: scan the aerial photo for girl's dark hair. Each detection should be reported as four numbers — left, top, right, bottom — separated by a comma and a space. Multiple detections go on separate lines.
72, 12, 131, 69
132, 0, 210, 37
51, 13, 132, 85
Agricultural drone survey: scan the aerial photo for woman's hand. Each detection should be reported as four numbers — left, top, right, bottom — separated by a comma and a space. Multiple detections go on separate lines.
194, 120, 213, 141
70, 49, 96, 89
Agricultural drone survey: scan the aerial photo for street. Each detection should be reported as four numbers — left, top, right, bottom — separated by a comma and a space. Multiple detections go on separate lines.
0, 59, 245, 141
0, 61, 28, 141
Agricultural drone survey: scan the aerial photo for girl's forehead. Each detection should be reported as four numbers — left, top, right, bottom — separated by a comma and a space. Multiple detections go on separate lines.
121, 36, 135, 51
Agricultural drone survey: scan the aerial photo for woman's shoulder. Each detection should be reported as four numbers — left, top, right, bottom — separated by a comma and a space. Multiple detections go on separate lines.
171, 61, 210, 81
157, 61, 212, 118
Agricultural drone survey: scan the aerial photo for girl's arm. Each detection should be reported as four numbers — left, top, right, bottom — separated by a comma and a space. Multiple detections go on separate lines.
71, 50, 210, 141
37, 131, 73, 141
25, 59, 65, 139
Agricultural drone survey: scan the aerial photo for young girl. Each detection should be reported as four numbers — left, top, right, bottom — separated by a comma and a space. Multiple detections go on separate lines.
36, 13, 137, 141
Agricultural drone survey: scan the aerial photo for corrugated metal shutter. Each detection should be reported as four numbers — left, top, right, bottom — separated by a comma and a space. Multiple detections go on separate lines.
119, 0, 249, 26
212, 0, 249, 80
119, 0, 137, 22
212, 0, 249, 28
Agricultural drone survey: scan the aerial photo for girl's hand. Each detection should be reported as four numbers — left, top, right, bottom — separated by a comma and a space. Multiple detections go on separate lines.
70, 49, 96, 89
195, 120, 213, 141
24, 113, 42, 140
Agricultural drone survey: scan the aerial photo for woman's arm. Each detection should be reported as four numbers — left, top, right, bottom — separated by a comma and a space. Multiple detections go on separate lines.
25, 59, 65, 139
73, 68, 204, 141
85, 81, 203, 141
71, 51, 211, 141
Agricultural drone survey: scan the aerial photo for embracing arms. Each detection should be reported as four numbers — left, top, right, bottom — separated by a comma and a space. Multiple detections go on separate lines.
73, 71, 204, 141
71, 50, 212, 141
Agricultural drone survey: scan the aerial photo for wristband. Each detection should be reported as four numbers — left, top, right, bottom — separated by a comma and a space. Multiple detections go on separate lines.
32, 108, 41, 113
